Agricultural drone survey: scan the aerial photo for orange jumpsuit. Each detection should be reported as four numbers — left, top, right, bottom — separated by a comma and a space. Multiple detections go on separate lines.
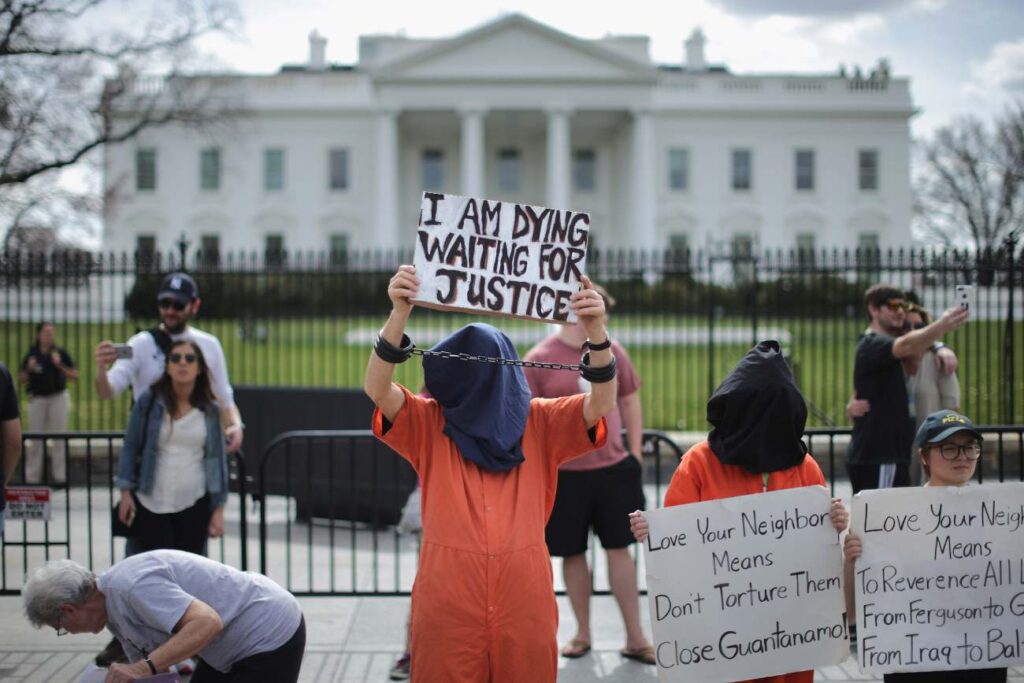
664, 440, 827, 683
373, 386, 607, 683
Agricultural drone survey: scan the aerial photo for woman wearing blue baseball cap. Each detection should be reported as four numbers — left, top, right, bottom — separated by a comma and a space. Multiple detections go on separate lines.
844, 410, 1006, 682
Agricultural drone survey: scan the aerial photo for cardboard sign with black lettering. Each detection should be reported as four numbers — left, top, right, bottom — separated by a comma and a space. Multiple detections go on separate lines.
642, 486, 848, 682
412, 192, 589, 323
850, 482, 1024, 674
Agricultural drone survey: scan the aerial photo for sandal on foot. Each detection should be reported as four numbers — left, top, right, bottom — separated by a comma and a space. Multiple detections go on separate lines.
620, 645, 656, 665
560, 638, 592, 658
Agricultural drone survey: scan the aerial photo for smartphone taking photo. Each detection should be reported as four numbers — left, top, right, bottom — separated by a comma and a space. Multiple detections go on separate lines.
955, 285, 974, 312
112, 343, 133, 360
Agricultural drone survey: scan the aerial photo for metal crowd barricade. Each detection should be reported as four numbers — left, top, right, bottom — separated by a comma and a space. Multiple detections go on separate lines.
0, 432, 248, 595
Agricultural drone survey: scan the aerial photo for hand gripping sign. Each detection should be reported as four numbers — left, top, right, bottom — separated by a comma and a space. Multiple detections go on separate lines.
412, 192, 589, 323
642, 486, 848, 682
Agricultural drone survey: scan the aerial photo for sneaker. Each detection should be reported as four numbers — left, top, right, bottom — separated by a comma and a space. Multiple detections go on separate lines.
389, 652, 411, 680
95, 637, 127, 667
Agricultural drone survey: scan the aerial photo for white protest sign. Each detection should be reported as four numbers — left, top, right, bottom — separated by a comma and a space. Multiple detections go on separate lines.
851, 482, 1024, 674
643, 486, 848, 682
4, 486, 51, 521
412, 192, 589, 323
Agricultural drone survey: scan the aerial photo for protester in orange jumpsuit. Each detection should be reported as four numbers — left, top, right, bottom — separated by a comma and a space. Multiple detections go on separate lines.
364, 265, 618, 683
630, 341, 850, 683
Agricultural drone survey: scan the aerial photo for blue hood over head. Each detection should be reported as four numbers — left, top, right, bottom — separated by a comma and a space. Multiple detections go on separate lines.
422, 323, 531, 472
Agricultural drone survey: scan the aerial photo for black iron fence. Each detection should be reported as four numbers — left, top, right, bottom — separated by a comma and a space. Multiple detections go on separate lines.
3, 426, 1022, 597
0, 432, 250, 594
1, 246, 1022, 434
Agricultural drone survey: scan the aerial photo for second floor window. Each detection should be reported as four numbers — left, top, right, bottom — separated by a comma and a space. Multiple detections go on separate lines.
859, 149, 879, 191
200, 148, 220, 191
329, 148, 349, 191
497, 148, 520, 193
731, 148, 752, 191
668, 148, 689, 190
422, 149, 444, 191
572, 149, 596, 191
264, 148, 285, 191
136, 149, 157, 191
795, 149, 815, 191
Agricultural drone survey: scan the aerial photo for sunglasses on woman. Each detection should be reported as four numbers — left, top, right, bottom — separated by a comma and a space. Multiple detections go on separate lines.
169, 352, 198, 364
158, 298, 188, 311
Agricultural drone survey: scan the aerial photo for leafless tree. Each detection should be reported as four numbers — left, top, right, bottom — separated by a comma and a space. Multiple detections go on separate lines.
0, 0, 241, 244
915, 103, 1024, 257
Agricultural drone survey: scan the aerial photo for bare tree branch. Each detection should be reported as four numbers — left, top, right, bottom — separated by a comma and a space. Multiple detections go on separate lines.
915, 105, 1024, 254
0, 0, 241, 245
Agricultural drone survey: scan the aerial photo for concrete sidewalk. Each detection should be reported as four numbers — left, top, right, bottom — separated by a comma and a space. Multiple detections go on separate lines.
4, 594, 1024, 682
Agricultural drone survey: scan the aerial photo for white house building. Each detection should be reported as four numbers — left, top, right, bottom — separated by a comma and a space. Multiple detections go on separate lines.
103, 13, 916, 263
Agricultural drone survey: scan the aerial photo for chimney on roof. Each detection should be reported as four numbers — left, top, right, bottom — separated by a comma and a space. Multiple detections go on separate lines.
685, 28, 706, 71
308, 30, 327, 70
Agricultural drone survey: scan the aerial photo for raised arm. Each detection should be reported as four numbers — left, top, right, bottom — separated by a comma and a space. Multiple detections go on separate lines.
364, 265, 419, 423
892, 307, 968, 360
576, 275, 616, 427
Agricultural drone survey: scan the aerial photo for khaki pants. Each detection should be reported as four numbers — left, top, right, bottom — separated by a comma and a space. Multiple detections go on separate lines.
25, 391, 70, 484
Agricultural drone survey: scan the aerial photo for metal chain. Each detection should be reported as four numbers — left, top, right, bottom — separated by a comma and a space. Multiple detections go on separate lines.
410, 347, 581, 372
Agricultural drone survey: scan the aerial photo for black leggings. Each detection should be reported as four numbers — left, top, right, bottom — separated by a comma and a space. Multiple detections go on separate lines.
132, 493, 211, 556
191, 617, 306, 683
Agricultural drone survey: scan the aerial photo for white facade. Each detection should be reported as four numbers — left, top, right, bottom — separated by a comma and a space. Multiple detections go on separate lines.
103, 14, 915, 258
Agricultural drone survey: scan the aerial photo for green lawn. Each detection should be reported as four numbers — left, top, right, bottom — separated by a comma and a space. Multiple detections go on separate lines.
2, 314, 1020, 432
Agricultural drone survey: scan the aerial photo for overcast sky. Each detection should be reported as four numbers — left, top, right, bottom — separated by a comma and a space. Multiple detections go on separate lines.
177, 0, 1024, 138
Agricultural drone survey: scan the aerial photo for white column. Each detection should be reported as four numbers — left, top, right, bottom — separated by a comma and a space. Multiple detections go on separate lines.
375, 109, 399, 249
460, 108, 486, 198
546, 108, 571, 209
631, 108, 657, 250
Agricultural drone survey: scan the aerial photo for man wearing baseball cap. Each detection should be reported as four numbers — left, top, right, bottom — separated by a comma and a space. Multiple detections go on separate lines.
94, 272, 243, 452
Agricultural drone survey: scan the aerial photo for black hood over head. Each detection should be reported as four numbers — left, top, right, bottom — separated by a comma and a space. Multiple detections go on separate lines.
706, 340, 808, 474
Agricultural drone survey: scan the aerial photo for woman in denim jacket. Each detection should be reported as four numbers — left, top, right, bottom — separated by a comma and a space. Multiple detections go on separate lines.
116, 339, 229, 555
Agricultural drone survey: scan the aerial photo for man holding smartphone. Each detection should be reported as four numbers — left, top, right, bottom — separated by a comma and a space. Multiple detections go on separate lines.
93, 272, 243, 453
846, 284, 969, 494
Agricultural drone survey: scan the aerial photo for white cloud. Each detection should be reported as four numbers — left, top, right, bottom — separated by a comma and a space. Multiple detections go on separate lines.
965, 39, 1024, 97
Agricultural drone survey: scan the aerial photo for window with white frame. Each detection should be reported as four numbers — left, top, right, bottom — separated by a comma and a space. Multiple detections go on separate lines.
731, 148, 752, 191
329, 233, 349, 267
858, 149, 879, 191
422, 149, 444, 191
573, 149, 596, 192
668, 148, 689, 191
795, 232, 815, 266
264, 148, 285, 191
497, 148, 520, 193
265, 234, 285, 268
199, 234, 220, 268
200, 148, 220, 191
136, 149, 157, 191
329, 148, 349, 191
795, 149, 815, 191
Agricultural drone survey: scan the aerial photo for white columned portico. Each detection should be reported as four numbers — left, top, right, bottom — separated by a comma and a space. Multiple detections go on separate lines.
460, 108, 486, 198
546, 108, 571, 210
376, 108, 399, 249
631, 108, 657, 250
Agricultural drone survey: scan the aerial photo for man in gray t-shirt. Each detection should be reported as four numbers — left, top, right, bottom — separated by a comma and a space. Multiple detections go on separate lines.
22, 550, 305, 682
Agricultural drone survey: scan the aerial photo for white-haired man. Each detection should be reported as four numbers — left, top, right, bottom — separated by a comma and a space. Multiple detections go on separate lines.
23, 550, 304, 682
